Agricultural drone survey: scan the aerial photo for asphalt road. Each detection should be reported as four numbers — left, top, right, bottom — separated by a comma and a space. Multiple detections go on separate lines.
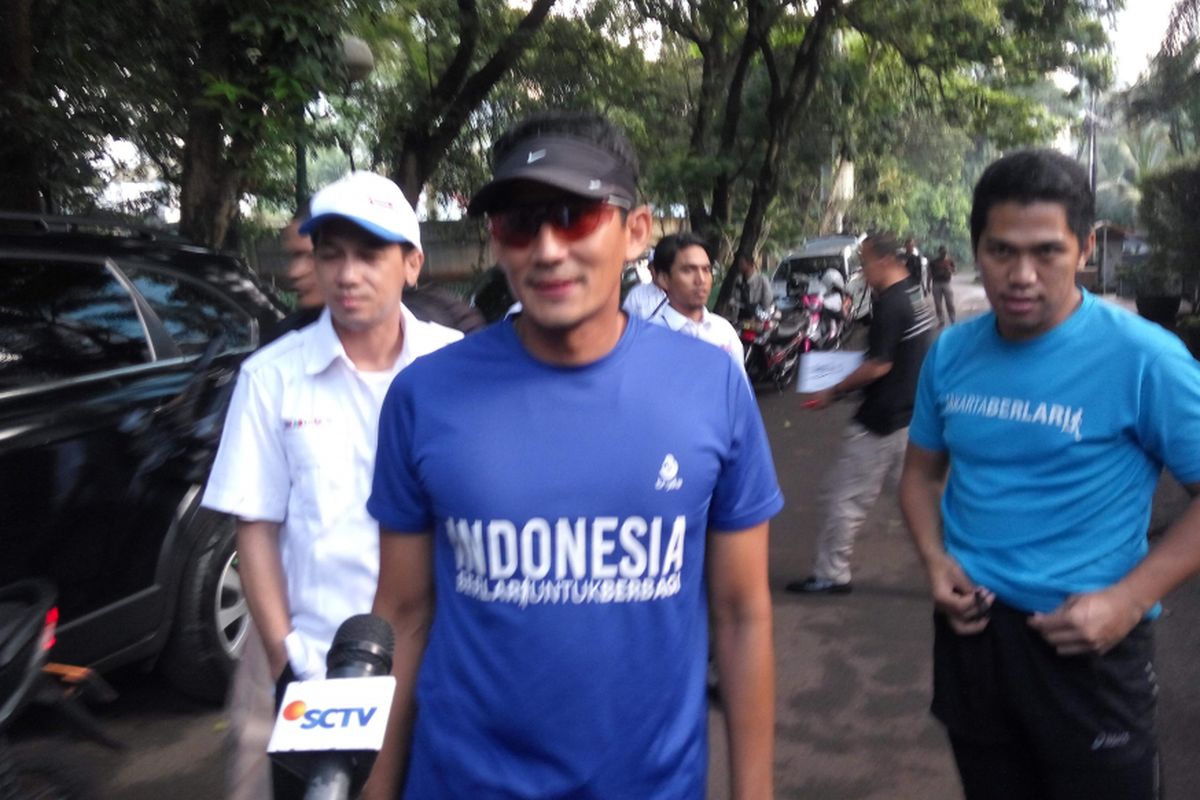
45, 275, 1199, 798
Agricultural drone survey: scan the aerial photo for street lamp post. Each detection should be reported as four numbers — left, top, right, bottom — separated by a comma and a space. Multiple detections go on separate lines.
295, 34, 375, 214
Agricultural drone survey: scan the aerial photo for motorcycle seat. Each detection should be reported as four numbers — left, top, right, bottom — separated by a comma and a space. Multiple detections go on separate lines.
774, 316, 804, 339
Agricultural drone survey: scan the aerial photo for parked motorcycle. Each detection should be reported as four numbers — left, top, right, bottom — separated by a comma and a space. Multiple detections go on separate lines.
797, 287, 853, 353
740, 275, 856, 389
0, 580, 121, 800
739, 306, 805, 389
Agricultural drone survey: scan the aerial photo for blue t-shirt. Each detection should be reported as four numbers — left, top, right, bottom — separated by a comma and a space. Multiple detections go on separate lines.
368, 314, 784, 799
909, 290, 1200, 613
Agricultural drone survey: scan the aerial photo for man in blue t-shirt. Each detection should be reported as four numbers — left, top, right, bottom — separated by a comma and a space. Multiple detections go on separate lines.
899, 149, 1200, 800
364, 111, 784, 800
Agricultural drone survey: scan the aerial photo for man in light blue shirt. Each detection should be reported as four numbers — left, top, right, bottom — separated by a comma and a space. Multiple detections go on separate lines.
900, 149, 1200, 800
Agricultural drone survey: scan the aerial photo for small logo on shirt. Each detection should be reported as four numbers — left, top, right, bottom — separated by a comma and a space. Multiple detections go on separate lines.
282, 417, 331, 430
588, 179, 601, 190
527, 149, 546, 164
655, 454, 683, 491
1091, 731, 1131, 750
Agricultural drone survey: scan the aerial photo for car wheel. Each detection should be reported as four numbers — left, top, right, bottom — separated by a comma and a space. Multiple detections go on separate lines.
160, 509, 249, 704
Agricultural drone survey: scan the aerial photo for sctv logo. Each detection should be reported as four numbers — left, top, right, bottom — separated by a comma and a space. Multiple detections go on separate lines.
283, 699, 379, 729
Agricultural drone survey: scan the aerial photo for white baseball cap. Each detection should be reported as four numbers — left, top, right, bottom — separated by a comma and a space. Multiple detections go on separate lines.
300, 172, 421, 251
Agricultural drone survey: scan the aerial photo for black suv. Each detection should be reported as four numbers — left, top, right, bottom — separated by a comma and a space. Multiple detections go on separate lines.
0, 213, 287, 703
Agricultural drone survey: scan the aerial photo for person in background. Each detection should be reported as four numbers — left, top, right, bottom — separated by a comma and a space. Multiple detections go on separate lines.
622, 267, 667, 319
787, 232, 935, 594
647, 231, 744, 372
281, 217, 323, 309
904, 237, 930, 297
727, 252, 775, 321
263, 218, 325, 344
900, 149, 1200, 800
929, 245, 957, 326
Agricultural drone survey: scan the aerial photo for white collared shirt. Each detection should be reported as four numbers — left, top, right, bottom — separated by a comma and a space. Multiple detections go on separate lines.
202, 305, 462, 676
622, 281, 668, 319
649, 303, 746, 374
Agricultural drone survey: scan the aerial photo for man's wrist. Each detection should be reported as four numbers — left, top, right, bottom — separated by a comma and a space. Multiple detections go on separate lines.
1111, 581, 1151, 621
917, 544, 949, 574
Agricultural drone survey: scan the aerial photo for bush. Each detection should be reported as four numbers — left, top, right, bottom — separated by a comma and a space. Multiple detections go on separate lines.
1137, 156, 1200, 299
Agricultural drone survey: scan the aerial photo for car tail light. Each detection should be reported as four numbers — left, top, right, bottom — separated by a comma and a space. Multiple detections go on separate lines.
41, 606, 59, 652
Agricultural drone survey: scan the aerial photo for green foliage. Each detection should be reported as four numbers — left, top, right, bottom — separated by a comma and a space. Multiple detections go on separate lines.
0, 0, 148, 209
1, 0, 1126, 254
1138, 155, 1200, 284
1125, 38, 1200, 157
1091, 120, 1171, 228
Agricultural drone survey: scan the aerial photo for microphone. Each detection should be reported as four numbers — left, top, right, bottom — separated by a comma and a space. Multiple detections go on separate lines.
267, 615, 396, 800
326, 614, 395, 680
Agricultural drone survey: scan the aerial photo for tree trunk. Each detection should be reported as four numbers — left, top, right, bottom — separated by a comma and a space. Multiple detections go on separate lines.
685, 41, 726, 243
176, 0, 247, 249
708, 0, 773, 259
818, 151, 854, 235
0, 0, 43, 211
387, 0, 556, 205
734, 0, 841, 262
179, 107, 245, 248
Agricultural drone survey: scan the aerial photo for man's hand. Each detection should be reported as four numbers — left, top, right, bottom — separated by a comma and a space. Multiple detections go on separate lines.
1027, 585, 1146, 655
925, 551, 994, 635
804, 389, 835, 410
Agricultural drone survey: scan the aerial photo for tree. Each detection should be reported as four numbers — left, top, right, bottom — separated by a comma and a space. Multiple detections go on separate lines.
0, 0, 355, 247
400, 1, 681, 214
630, 0, 746, 242
161, 1, 353, 246
0, 0, 146, 213
0, 0, 39, 211
1138, 156, 1200, 302
1123, 0, 1199, 160
1092, 120, 1171, 227
369, 0, 558, 204
635, 0, 1120, 264
1164, 0, 1199, 54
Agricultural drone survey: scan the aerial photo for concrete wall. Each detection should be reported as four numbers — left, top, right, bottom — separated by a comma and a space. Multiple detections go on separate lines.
422, 219, 491, 282
251, 218, 493, 290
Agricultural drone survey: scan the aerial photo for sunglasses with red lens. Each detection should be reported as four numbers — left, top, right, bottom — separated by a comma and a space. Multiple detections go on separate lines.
487, 200, 623, 248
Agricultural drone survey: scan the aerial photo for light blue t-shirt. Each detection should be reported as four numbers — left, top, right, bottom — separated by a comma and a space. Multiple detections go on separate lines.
909, 290, 1200, 613
368, 314, 783, 799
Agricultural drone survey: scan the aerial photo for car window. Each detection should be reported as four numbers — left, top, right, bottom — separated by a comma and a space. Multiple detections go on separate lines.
123, 266, 255, 354
0, 259, 151, 390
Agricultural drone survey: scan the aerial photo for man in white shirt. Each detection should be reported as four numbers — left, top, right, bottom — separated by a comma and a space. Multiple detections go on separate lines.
648, 232, 745, 372
202, 171, 461, 799
622, 273, 667, 319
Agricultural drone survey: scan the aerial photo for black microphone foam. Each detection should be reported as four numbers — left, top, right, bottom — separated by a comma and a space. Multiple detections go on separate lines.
325, 613, 394, 679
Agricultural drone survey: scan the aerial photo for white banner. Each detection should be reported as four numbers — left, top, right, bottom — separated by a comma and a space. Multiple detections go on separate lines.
797, 351, 865, 393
